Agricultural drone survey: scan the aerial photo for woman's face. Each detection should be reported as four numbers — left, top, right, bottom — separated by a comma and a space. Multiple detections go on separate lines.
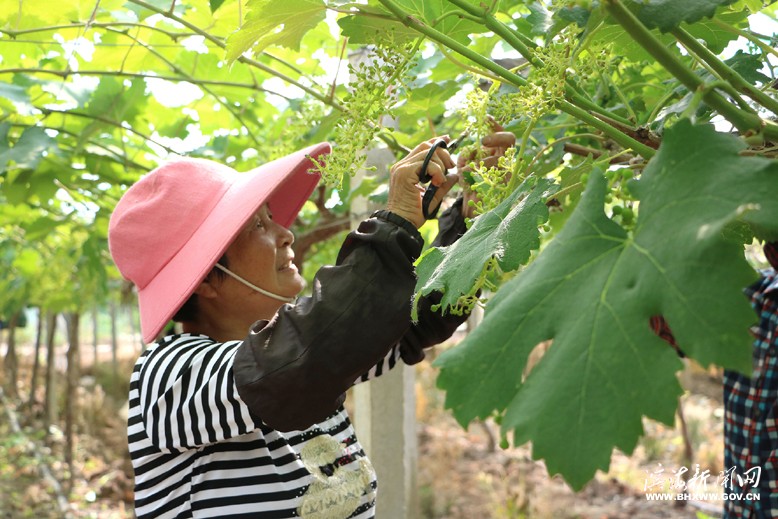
223, 204, 305, 303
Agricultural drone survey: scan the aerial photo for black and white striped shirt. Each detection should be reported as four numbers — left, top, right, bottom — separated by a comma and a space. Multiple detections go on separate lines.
128, 334, 401, 518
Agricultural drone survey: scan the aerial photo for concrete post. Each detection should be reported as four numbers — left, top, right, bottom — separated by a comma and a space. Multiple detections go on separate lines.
353, 365, 418, 518
346, 46, 418, 518
349, 143, 418, 519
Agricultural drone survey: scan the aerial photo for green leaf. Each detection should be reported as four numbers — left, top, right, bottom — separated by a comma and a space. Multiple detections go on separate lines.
0, 82, 30, 104
434, 121, 778, 489
0, 126, 54, 173
624, 0, 738, 32
414, 177, 557, 314
23, 216, 62, 241
126, 0, 183, 21
556, 5, 591, 28
393, 0, 482, 44
527, 1, 590, 37
86, 77, 147, 123
526, 2, 552, 35
724, 50, 771, 85
403, 81, 460, 118
594, 8, 743, 60
682, 8, 747, 52
727, 0, 763, 11
338, 13, 418, 44
11, 248, 40, 277
225, 0, 326, 63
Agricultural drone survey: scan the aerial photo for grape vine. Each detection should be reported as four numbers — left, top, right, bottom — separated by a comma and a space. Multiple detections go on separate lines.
2, 0, 778, 493
312, 35, 421, 187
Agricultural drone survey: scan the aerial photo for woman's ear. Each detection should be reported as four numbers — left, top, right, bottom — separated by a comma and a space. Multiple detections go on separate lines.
193, 276, 219, 299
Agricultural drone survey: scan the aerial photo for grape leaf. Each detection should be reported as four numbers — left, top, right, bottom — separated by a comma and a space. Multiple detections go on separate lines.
0, 125, 54, 173
526, 2, 552, 35
85, 77, 146, 123
624, 0, 738, 32
594, 8, 744, 60
393, 0, 483, 44
225, 0, 326, 63
684, 9, 748, 53
210, 0, 226, 12
527, 1, 589, 37
435, 121, 778, 489
414, 177, 557, 315
725, 50, 771, 85
403, 81, 460, 118
0, 82, 30, 104
338, 9, 418, 44
23, 216, 63, 241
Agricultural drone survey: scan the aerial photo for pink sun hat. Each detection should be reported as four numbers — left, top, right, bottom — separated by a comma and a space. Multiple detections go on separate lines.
108, 142, 331, 344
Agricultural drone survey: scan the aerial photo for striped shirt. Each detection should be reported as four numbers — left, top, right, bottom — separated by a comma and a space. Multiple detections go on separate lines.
128, 333, 402, 518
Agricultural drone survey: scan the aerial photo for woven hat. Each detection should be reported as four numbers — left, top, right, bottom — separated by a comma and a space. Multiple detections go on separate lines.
108, 143, 330, 343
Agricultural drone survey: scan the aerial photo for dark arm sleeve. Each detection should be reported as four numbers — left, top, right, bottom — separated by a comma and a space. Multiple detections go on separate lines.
233, 214, 423, 431
432, 196, 468, 247
398, 197, 473, 365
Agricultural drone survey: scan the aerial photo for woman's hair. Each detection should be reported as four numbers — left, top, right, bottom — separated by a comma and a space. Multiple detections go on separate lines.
172, 255, 229, 323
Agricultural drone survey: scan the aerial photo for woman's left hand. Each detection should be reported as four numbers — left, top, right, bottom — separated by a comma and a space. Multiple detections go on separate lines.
458, 119, 517, 219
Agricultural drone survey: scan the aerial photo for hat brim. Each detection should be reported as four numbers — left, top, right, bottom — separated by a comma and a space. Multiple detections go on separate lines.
137, 142, 331, 343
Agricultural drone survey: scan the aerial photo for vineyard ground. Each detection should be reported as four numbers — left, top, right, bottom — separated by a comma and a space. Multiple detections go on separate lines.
415, 336, 725, 519
0, 331, 725, 518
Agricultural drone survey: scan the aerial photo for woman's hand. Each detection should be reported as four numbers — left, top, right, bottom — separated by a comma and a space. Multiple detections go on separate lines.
386, 136, 459, 229
458, 119, 517, 219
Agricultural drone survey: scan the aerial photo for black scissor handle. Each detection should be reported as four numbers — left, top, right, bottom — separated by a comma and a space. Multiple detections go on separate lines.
419, 139, 449, 220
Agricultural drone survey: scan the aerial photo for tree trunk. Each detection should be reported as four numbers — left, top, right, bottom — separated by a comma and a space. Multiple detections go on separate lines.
129, 303, 145, 352
44, 311, 58, 432
110, 301, 118, 377
28, 307, 43, 406
64, 311, 80, 492
3, 311, 20, 399
92, 306, 99, 367
291, 184, 350, 274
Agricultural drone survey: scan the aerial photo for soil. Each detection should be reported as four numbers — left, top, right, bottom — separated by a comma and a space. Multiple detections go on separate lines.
413, 341, 727, 519
0, 333, 727, 518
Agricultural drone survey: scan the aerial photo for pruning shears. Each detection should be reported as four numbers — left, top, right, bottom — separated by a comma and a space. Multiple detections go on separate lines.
418, 132, 468, 220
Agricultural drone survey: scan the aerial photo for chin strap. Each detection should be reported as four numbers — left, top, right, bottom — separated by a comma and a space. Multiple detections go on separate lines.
214, 263, 296, 303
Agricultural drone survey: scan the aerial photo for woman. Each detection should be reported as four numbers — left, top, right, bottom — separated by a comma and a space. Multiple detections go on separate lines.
108, 131, 514, 518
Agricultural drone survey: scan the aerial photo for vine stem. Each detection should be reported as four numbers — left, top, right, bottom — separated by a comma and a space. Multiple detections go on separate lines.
603, 0, 778, 141
102, 26, 262, 147
548, 181, 583, 204
1, 21, 192, 39
126, 0, 338, 108
328, 37, 348, 100
712, 19, 778, 61
436, 43, 504, 83
375, 0, 656, 158
8, 122, 148, 170
444, 0, 634, 127
672, 27, 778, 116
508, 120, 536, 193
526, 132, 606, 174
0, 68, 294, 98
41, 107, 180, 155
4, 19, 305, 83
599, 70, 638, 123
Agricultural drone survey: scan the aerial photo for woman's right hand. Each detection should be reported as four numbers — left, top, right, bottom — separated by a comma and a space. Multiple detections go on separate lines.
386, 137, 459, 229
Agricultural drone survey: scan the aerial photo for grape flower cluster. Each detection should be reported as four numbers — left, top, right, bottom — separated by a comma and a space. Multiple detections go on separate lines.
312, 35, 419, 187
